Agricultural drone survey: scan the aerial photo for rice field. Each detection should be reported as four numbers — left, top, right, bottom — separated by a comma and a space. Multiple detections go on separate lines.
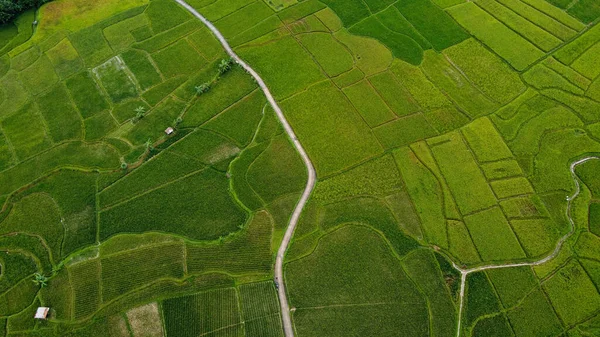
1, 0, 600, 336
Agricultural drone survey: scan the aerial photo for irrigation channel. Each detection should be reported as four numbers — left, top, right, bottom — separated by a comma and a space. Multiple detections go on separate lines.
176, 1, 597, 336
175, 1, 317, 336
453, 156, 599, 337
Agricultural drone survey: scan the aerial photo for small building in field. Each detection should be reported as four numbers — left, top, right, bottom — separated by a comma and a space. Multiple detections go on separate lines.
34, 307, 49, 320
165, 127, 174, 135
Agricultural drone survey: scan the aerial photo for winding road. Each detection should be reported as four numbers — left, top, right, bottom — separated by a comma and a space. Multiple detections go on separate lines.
453, 156, 599, 337
175, 1, 316, 336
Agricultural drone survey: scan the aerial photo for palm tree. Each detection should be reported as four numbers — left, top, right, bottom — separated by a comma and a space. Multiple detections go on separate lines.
218, 58, 233, 74
32, 273, 48, 288
195, 83, 211, 95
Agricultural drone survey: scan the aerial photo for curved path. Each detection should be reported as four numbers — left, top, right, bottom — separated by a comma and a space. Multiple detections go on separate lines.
453, 156, 599, 337
175, 1, 316, 336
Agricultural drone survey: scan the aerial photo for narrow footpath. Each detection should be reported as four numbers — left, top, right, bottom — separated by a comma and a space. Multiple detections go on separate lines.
453, 156, 599, 337
175, 1, 317, 336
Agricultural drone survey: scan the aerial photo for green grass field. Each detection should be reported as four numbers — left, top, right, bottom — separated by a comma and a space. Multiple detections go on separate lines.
1, 0, 600, 335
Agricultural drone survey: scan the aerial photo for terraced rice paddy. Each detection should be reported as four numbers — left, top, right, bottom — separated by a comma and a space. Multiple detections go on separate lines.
0, 0, 600, 336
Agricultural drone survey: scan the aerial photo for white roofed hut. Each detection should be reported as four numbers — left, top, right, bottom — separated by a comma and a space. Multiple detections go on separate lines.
34, 307, 49, 320
165, 127, 174, 135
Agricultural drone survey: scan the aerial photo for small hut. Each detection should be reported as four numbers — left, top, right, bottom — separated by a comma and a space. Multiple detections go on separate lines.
165, 127, 174, 135
34, 307, 49, 320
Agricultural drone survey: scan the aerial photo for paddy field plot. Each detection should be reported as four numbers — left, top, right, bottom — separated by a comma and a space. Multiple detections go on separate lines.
2, 0, 600, 336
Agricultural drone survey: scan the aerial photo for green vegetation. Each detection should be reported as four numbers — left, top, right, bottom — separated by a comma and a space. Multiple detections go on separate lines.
349, 16, 424, 65
1, 0, 600, 335
395, 0, 469, 50
297, 32, 353, 77
464, 207, 526, 261
238, 36, 324, 99
0, 0, 49, 25
448, 3, 544, 71
287, 226, 428, 336
429, 132, 496, 215
342, 80, 396, 127
544, 260, 600, 326
163, 287, 241, 337
280, 81, 382, 176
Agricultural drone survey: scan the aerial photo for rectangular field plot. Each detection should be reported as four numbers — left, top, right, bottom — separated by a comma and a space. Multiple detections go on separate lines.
37, 84, 82, 142
103, 13, 149, 53
390, 60, 450, 111
343, 81, 396, 127
66, 71, 110, 118
520, 0, 585, 31
84, 111, 117, 141
507, 287, 563, 337
68, 259, 101, 319
553, 24, 600, 65
213, 1, 274, 39
298, 32, 354, 77
101, 242, 185, 302
151, 39, 206, 78
99, 150, 205, 208
448, 3, 544, 71
543, 57, 590, 90
163, 288, 241, 337
567, 0, 600, 24
510, 218, 561, 257
428, 132, 496, 215
487, 266, 537, 308
100, 168, 246, 241
0, 71, 30, 118
237, 36, 325, 99
395, 0, 469, 50
476, 0, 562, 52
245, 314, 284, 337
45, 38, 83, 79
481, 160, 523, 180
293, 304, 427, 337
421, 51, 497, 118
403, 250, 456, 337
19, 55, 59, 96
394, 147, 447, 247
239, 281, 281, 320
495, 0, 578, 40
463, 207, 526, 261
462, 117, 513, 162
93, 56, 139, 103
490, 177, 534, 199
126, 302, 165, 337
185, 210, 272, 275
280, 81, 382, 177
444, 39, 525, 105
181, 65, 256, 122
374, 114, 438, 149
571, 42, 600, 80
146, 0, 192, 34
69, 25, 114, 67
544, 260, 600, 326
368, 71, 420, 117
2, 103, 52, 160
120, 49, 162, 91
0, 131, 13, 169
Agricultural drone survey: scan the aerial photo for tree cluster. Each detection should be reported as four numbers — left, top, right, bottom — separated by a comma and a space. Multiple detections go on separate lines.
0, 0, 50, 25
